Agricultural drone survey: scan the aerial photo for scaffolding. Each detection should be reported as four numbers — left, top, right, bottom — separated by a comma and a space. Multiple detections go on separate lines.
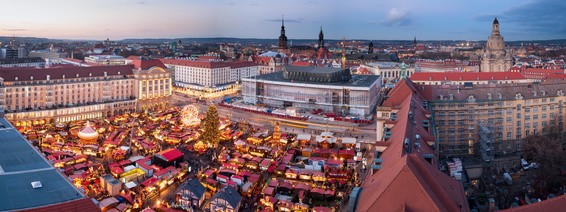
478, 121, 495, 163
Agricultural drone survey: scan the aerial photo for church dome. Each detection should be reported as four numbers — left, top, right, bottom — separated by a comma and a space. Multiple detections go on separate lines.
487, 35, 504, 50
78, 122, 99, 141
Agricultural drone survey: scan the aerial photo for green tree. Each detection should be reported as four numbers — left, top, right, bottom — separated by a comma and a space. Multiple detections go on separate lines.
202, 105, 220, 147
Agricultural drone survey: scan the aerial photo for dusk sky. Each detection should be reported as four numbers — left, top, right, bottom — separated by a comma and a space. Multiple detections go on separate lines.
2, 0, 565, 41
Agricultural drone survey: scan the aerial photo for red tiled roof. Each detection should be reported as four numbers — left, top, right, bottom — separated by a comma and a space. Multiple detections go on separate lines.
19, 198, 100, 212
0, 65, 133, 82
410, 72, 526, 81
157, 148, 183, 162
159, 58, 256, 69
292, 61, 313, 67
358, 78, 468, 212
197, 55, 219, 61
252, 56, 272, 65
132, 58, 166, 69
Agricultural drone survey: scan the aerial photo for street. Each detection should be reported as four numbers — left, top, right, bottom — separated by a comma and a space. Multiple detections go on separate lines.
172, 93, 377, 140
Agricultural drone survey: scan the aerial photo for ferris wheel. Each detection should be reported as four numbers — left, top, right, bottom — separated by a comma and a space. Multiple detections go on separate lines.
181, 105, 200, 126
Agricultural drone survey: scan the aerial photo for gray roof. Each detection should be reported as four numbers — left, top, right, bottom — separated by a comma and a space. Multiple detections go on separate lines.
211, 186, 242, 208
177, 178, 206, 199
426, 80, 566, 102
0, 118, 85, 211
248, 71, 380, 88
0, 57, 45, 65
285, 66, 343, 74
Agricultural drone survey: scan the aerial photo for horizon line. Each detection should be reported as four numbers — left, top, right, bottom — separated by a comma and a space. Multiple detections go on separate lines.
2, 35, 565, 43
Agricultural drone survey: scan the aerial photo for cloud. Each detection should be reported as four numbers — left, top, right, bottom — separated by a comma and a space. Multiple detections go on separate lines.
500, 0, 566, 36
382, 8, 413, 26
2, 29, 27, 32
265, 18, 305, 23
474, 0, 566, 38
137, 1, 146, 4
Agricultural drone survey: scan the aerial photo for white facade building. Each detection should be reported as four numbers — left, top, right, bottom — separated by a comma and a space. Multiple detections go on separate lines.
160, 59, 259, 92
84, 55, 127, 66
360, 62, 414, 86
242, 66, 381, 117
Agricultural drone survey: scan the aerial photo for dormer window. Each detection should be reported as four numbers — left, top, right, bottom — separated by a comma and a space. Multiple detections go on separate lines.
467, 95, 475, 102
515, 92, 523, 100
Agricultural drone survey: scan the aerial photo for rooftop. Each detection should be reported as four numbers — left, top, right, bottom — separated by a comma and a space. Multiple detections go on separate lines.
419, 79, 566, 102
0, 57, 45, 65
248, 71, 379, 88
0, 118, 94, 211
356, 79, 468, 212
410, 72, 526, 82
0, 65, 134, 82
160, 58, 257, 69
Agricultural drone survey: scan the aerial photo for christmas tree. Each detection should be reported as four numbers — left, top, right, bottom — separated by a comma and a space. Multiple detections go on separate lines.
202, 105, 220, 147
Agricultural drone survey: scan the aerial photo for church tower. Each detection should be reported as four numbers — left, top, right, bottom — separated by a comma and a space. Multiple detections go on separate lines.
316, 27, 331, 60
368, 41, 374, 54
278, 16, 289, 54
480, 17, 513, 72
318, 27, 325, 49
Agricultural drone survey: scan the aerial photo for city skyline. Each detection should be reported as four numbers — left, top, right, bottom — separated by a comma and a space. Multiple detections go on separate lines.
2, 0, 565, 41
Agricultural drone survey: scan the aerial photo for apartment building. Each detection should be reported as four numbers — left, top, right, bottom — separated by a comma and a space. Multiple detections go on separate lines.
421, 80, 566, 159
0, 58, 172, 125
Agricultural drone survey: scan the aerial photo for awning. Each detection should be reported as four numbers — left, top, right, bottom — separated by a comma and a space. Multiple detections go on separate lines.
341, 137, 356, 144
125, 181, 137, 189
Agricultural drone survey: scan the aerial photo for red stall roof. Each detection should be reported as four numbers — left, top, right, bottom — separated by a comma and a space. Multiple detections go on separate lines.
157, 148, 183, 162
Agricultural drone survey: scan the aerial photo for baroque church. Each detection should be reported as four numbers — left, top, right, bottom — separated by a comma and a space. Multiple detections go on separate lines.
480, 17, 513, 72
